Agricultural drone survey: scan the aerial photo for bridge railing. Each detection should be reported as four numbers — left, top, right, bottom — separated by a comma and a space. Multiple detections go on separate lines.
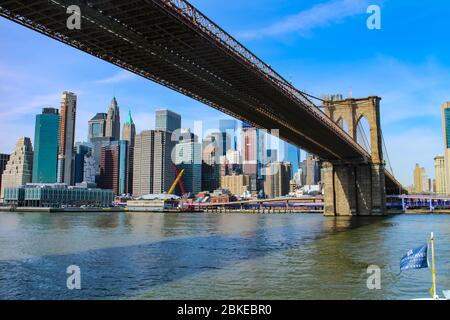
160, 0, 371, 159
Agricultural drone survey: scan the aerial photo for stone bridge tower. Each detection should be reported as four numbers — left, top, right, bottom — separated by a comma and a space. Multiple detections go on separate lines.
322, 96, 386, 216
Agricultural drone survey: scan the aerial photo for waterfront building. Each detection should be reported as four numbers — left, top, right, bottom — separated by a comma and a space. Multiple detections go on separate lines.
220, 174, 250, 196
219, 119, 238, 155
434, 155, 446, 194
155, 109, 181, 134
74, 142, 93, 184
3, 183, 113, 208
241, 122, 265, 192
133, 130, 176, 196
57, 91, 77, 185
0, 137, 33, 198
264, 162, 292, 198
122, 110, 136, 195
88, 113, 107, 142
0, 153, 10, 196
175, 137, 202, 195
105, 97, 121, 140
32, 108, 60, 183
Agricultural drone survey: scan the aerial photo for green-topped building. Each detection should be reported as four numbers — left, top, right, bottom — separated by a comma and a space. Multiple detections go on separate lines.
33, 108, 60, 183
122, 110, 136, 195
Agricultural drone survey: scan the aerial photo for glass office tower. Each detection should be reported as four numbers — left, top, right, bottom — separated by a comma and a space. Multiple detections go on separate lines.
32, 108, 60, 183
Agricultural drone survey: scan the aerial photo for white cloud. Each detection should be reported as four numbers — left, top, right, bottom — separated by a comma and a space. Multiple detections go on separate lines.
91, 70, 136, 85
240, 0, 369, 39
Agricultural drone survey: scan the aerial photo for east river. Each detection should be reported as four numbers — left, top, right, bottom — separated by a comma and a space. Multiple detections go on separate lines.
0, 211, 449, 299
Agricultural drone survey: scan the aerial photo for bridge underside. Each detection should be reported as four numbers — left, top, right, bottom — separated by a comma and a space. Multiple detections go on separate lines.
0, 0, 405, 208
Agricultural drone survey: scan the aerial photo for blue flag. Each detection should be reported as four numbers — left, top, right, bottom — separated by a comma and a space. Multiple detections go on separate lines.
400, 244, 429, 272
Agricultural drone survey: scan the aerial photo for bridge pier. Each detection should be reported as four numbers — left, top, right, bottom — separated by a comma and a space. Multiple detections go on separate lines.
323, 161, 386, 216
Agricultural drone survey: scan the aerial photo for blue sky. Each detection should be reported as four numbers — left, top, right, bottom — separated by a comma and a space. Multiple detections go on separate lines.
1, 0, 450, 186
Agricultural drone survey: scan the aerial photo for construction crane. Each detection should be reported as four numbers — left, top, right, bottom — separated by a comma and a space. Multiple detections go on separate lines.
167, 169, 185, 196
172, 163, 186, 195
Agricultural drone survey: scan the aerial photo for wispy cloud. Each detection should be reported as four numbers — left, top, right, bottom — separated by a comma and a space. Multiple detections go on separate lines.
91, 70, 136, 85
240, 0, 369, 39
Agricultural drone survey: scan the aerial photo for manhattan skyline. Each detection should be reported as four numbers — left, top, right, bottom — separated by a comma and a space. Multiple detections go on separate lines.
2, 0, 450, 186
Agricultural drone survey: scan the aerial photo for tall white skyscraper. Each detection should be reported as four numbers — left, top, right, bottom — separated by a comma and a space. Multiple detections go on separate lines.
57, 91, 77, 185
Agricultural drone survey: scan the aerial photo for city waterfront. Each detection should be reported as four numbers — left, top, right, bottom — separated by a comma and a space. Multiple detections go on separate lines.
0, 211, 449, 300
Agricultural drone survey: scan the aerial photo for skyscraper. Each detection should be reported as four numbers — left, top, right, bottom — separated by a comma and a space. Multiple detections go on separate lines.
219, 119, 238, 155
155, 109, 181, 134
241, 122, 265, 191
175, 131, 202, 195
264, 162, 292, 199
122, 110, 136, 195
57, 91, 77, 185
98, 141, 121, 194
286, 143, 301, 175
0, 153, 11, 196
434, 155, 446, 194
105, 97, 121, 140
133, 130, 176, 196
413, 163, 428, 194
1, 137, 33, 198
442, 102, 450, 194
32, 108, 60, 183
88, 113, 107, 142
305, 154, 321, 185
202, 132, 221, 192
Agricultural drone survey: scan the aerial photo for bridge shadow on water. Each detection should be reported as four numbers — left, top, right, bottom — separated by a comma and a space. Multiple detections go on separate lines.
0, 213, 392, 299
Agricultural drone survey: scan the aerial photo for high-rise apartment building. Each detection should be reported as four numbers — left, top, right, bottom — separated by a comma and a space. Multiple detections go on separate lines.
434, 155, 446, 194
133, 130, 176, 196
264, 162, 292, 199
32, 108, 60, 183
105, 97, 121, 140
175, 135, 202, 195
57, 91, 77, 185
0, 153, 11, 196
1, 137, 33, 198
155, 109, 181, 134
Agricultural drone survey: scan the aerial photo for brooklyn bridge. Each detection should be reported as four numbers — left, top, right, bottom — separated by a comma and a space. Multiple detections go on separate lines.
0, 0, 406, 215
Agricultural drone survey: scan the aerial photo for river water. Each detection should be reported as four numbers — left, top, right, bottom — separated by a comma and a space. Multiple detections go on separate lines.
0, 211, 449, 300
